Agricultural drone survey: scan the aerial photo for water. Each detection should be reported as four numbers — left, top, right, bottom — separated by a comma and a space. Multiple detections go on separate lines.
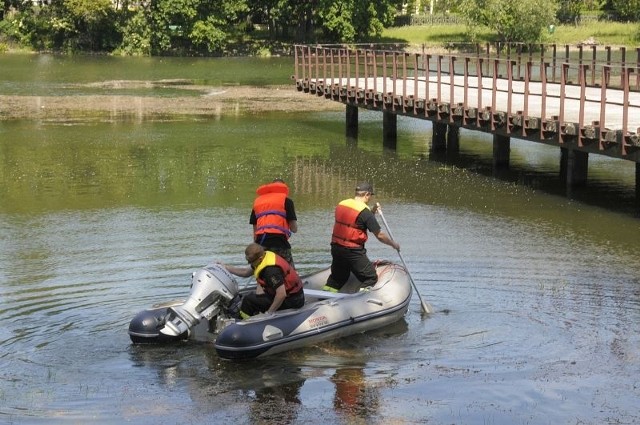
0, 54, 293, 95
1, 55, 640, 425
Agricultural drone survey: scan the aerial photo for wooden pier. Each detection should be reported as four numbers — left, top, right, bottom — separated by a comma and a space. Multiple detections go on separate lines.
293, 43, 640, 203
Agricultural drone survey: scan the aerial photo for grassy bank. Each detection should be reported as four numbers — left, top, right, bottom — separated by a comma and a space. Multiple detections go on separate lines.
379, 20, 640, 48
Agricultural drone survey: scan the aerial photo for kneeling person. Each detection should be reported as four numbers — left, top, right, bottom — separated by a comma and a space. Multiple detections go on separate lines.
223, 243, 304, 319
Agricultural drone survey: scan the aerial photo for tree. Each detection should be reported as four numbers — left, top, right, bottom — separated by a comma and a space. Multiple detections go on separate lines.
2, 0, 30, 17
7, 1, 73, 51
460, 0, 558, 43
117, 6, 151, 55
247, 0, 399, 43
610, 0, 640, 21
2, 0, 120, 51
316, 0, 397, 42
3, 0, 405, 54
147, 0, 249, 55
557, 0, 586, 25
63, 0, 118, 50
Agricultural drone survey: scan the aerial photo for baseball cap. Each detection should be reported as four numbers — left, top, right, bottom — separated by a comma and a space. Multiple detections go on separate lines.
355, 182, 375, 195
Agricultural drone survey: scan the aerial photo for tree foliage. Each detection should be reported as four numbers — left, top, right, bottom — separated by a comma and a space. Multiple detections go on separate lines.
609, 0, 640, 21
6, 0, 611, 55
1, 0, 403, 53
63, 0, 117, 50
146, 0, 249, 55
459, 0, 558, 43
316, 0, 397, 42
2, 0, 119, 51
557, 0, 585, 24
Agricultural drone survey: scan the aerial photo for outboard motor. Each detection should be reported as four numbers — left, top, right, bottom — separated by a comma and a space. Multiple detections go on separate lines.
128, 263, 239, 343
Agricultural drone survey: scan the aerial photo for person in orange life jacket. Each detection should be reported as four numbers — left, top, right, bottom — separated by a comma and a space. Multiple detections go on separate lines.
323, 182, 400, 292
250, 178, 298, 267
221, 243, 304, 319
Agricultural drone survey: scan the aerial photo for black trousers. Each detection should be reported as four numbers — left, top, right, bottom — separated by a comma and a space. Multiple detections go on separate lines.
326, 244, 378, 290
255, 233, 295, 268
266, 246, 294, 268
240, 290, 304, 317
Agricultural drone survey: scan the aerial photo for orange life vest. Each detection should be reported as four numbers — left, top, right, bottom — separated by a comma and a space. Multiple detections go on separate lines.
331, 198, 369, 248
253, 182, 291, 238
253, 251, 303, 296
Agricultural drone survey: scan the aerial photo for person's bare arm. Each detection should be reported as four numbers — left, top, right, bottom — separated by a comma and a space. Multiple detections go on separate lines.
218, 263, 253, 277
373, 230, 400, 251
267, 285, 287, 313
288, 219, 298, 234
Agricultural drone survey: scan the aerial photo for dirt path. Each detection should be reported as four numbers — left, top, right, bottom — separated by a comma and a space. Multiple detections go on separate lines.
0, 84, 343, 120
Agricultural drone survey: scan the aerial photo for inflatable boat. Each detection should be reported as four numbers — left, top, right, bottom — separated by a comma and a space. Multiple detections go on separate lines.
128, 260, 412, 360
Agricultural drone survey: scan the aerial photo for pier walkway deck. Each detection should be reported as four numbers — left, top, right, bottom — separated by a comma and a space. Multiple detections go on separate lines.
293, 44, 640, 206
294, 44, 640, 160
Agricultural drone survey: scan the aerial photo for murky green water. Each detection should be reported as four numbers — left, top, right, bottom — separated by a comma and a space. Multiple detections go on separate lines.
1, 55, 639, 425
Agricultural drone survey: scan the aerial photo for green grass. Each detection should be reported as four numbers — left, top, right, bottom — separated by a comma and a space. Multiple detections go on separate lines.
550, 21, 639, 46
379, 21, 640, 48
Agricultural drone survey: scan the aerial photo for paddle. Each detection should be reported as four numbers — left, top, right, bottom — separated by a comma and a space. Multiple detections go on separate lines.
376, 203, 433, 315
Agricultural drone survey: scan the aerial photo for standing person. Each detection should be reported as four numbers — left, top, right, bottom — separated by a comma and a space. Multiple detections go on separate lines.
323, 182, 400, 293
221, 243, 304, 319
250, 178, 298, 267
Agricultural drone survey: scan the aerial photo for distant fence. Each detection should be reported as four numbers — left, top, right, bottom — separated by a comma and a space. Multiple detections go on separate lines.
393, 12, 610, 27
394, 14, 463, 26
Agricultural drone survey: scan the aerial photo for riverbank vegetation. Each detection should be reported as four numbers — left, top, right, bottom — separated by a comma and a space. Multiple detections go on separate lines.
0, 1, 638, 55
380, 20, 638, 48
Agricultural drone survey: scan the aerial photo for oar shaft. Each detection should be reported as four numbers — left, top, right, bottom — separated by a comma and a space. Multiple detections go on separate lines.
377, 205, 433, 315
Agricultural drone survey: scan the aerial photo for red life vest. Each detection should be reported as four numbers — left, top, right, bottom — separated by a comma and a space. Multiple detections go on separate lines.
253, 251, 303, 296
331, 198, 369, 248
253, 182, 291, 238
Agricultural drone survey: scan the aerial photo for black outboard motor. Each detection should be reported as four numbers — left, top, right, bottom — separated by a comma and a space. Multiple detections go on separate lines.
128, 264, 239, 344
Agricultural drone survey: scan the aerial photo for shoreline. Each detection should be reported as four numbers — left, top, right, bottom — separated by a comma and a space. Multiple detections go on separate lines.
0, 84, 343, 120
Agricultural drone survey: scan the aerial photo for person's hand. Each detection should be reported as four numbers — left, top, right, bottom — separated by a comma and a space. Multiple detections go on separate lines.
372, 202, 381, 214
393, 242, 400, 252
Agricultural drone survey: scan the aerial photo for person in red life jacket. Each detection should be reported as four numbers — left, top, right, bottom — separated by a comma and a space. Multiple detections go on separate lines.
250, 178, 298, 267
221, 243, 304, 319
323, 182, 399, 292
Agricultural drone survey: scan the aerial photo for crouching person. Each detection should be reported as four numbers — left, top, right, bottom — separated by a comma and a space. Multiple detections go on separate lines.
222, 243, 304, 319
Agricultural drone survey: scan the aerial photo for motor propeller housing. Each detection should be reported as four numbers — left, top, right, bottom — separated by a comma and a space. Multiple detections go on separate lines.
128, 263, 239, 343
128, 306, 187, 343
160, 264, 239, 337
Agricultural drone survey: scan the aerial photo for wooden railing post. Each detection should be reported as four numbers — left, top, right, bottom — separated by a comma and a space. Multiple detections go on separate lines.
558, 63, 568, 144
523, 61, 531, 137
476, 58, 483, 127
599, 66, 609, 151
622, 66, 631, 155
540, 61, 548, 140
578, 64, 587, 147
449, 56, 456, 123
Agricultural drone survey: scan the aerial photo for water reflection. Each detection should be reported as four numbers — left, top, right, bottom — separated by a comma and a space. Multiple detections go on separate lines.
123, 318, 408, 424
247, 376, 304, 424
331, 367, 379, 423
2, 106, 640, 424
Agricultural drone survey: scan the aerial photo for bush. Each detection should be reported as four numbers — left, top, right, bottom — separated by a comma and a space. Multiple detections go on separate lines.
460, 0, 559, 43
557, 0, 585, 24
610, 0, 640, 21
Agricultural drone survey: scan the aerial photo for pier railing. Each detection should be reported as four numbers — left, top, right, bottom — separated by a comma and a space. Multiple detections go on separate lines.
294, 44, 640, 159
